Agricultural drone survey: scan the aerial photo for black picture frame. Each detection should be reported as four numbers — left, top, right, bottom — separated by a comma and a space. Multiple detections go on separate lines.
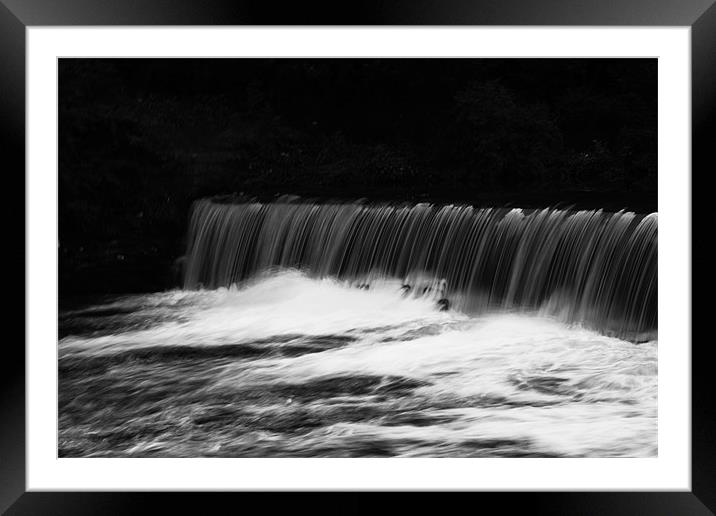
2, 1, 714, 513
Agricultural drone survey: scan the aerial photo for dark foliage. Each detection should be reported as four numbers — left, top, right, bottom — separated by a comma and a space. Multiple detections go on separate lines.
59, 59, 656, 294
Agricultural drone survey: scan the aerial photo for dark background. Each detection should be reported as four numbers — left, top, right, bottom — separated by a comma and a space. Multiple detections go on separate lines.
59, 58, 657, 295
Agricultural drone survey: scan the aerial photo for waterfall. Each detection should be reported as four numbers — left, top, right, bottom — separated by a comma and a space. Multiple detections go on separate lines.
183, 198, 657, 340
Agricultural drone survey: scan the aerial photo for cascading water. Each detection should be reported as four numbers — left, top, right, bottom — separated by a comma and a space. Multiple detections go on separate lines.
58, 197, 658, 458
184, 198, 657, 341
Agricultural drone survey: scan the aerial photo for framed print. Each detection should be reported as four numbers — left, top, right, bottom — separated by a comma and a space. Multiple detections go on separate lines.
3, 0, 714, 513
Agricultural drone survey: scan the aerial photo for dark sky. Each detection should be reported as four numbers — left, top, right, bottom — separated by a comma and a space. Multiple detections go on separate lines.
60, 58, 657, 155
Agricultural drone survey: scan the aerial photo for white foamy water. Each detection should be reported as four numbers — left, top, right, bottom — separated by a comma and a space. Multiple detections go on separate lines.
59, 270, 657, 458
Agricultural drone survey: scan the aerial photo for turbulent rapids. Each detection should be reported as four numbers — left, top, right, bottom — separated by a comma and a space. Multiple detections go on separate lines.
58, 198, 658, 458
185, 198, 657, 340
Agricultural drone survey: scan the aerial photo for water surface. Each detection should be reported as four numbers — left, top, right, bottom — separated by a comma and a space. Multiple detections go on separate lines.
59, 271, 657, 457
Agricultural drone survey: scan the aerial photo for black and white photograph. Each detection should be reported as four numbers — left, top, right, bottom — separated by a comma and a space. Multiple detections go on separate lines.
58, 58, 658, 459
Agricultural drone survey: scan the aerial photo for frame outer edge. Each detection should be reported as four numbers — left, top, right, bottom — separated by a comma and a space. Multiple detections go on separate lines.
2, 0, 715, 513
0, 0, 715, 25
0, 0, 27, 515
692, 1, 716, 513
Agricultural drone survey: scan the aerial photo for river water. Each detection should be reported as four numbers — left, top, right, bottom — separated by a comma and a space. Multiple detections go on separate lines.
59, 270, 657, 457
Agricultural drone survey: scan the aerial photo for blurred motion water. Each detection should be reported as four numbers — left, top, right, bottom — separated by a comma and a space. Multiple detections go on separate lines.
185, 199, 657, 340
59, 270, 657, 457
